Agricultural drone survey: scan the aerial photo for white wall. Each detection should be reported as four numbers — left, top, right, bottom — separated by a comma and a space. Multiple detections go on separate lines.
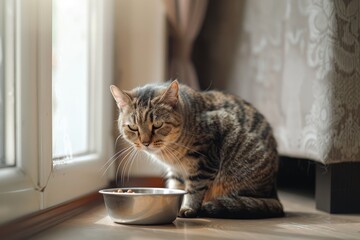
115, 0, 166, 89
113, 0, 166, 177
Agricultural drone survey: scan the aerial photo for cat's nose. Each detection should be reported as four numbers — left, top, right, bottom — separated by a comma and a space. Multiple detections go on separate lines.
142, 142, 150, 147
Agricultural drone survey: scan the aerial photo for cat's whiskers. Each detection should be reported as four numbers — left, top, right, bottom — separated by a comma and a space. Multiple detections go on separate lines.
100, 145, 133, 177
170, 141, 207, 159
125, 148, 140, 182
115, 146, 136, 185
114, 134, 124, 148
163, 146, 187, 175
167, 149, 188, 175
120, 157, 132, 184
171, 129, 207, 158
158, 151, 171, 174
161, 149, 181, 182
100, 152, 122, 175
121, 149, 137, 184
101, 145, 131, 171
115, 158, 123, 186
161, 149, 181, 173
120, 151, 131, 184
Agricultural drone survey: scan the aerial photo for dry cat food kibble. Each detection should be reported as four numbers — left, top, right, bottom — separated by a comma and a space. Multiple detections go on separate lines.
112, 189, 135, 193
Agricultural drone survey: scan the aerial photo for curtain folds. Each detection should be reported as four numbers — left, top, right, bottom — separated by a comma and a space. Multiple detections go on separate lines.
163, 0, 208, 89
196, 0, 360, 164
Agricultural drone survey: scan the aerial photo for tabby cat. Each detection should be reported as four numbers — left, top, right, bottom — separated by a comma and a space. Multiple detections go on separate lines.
110, 80, 284, 218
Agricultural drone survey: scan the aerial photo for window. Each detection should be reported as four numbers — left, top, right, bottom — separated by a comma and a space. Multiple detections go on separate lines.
52, 0, 91, 160
0, 0, 114, 224
0, 0, 15, 169
0, 0, 43, 224
44, 0, 114, 207
0, 1, 4, 167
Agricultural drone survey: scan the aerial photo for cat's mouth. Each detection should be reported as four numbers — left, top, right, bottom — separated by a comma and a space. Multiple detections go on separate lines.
135, 144, 163, 153
133, 140, 164, 153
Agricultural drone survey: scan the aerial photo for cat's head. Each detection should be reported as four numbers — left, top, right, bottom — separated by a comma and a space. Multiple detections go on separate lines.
110, 80, 181, 153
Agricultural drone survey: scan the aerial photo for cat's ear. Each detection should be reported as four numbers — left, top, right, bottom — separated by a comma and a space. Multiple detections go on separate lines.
159, 80, 179, 108
110, 85, 132, 108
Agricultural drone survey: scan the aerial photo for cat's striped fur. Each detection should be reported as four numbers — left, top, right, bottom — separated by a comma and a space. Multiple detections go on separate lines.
110, 80, 284, 218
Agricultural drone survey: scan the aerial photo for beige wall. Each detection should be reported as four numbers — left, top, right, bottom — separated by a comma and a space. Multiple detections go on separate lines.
113, 0, 166, 177
114, 0, 166, 90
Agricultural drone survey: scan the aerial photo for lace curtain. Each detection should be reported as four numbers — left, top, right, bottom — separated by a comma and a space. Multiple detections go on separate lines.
196, 0, 360, 164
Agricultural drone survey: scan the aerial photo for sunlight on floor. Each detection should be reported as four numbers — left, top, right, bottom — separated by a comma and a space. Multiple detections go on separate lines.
30, 191, 360, 240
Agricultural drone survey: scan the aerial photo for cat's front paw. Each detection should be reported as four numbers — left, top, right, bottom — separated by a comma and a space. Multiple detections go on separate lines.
178, 207, 197, 218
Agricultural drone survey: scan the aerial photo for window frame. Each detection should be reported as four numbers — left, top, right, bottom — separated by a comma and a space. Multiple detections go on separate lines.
0, 0, 4, 167
42, 0, 114, 208
0, 0, 42, 224
0, 0, 114, 224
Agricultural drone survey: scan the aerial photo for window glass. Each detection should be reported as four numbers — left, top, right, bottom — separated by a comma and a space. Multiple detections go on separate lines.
52, 0, 90, 160
0, 0, 15, 168
0, 11, 4, 167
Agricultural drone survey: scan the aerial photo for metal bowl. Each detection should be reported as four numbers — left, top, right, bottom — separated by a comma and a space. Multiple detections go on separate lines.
99, 187, 186, 225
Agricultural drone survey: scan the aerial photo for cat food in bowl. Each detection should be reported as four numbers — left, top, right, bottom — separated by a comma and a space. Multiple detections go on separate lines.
99, 188, 186, 225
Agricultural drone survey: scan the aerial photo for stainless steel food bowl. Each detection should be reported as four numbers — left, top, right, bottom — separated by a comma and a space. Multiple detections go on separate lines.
99, 187, 186, 225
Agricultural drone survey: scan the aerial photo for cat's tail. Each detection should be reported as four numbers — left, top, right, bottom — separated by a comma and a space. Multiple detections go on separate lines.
199, 196, 284, 219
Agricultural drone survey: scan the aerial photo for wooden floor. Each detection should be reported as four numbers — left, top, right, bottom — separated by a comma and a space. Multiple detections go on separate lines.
30, 190, 360, 240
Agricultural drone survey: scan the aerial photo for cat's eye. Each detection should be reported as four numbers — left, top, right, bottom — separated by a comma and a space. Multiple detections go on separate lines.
153, 120, 163, 129
127, 124, 138, 131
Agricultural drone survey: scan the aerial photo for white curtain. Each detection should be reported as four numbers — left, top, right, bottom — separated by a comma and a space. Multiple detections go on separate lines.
201, 0, 360, 164
199, 0, 360, 163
